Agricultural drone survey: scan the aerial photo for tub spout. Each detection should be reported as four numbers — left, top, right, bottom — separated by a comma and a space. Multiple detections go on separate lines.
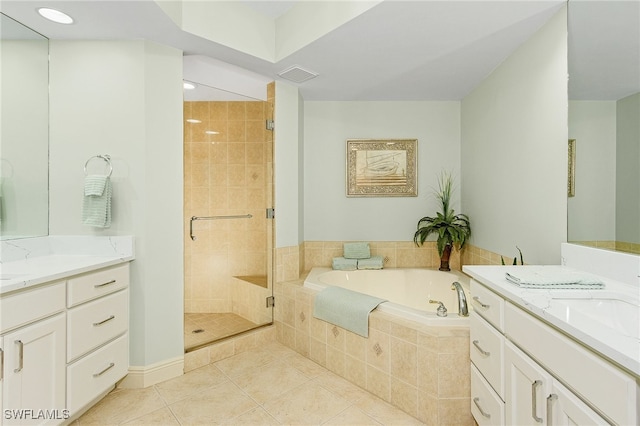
450, 281, 469, 317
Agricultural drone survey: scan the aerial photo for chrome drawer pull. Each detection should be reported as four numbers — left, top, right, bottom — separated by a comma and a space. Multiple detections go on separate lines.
93, 315, 116, 326
547, 393, 558, 425
93, 362, 115, 378
94, 279, 116, 288
531, 380, 543, 423
472, 340, 490, 356
472, 296, 490, 308
14, 340, 23, 373
473, 397, 491, 419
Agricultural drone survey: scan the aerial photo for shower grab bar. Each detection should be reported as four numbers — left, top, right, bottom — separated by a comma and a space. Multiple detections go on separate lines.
190, 214, 253, 241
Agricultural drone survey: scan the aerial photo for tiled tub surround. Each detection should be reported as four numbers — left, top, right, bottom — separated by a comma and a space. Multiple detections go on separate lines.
274, 277, 473, 426
276, 241, 531, 285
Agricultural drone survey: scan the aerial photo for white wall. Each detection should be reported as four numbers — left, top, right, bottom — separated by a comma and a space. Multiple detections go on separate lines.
275, 81, 304, 247
616, 92, 640, 244
303, 101, 461, 241
49, 40, 184, 367
461, 6, 568, 264
568, 101, 617, 241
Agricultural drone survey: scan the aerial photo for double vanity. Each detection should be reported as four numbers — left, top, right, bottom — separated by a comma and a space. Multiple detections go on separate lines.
0, 236, 134, 425
463, 264, 639, 426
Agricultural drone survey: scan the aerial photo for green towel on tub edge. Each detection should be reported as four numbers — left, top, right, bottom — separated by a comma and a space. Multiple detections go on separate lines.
313, 286, 386, 337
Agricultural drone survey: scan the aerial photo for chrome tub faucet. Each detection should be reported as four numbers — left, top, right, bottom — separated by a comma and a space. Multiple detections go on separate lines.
451, 281, 469, 317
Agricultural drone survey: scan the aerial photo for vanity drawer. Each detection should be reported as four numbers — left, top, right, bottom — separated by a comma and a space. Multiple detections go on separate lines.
0, 281, 65, 333
471, 363, 505, 426
67, 289, 128, 362
470, 311, 504, 399
67, 264, 129, 307
470, 280, 504, 331
67, 332, 128, 414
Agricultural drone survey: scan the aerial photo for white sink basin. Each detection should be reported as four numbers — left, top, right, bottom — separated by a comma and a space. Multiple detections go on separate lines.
551, 296, 639, 339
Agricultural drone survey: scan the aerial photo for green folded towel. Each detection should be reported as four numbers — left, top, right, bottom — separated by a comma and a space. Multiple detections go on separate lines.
313, 286, 386, 337
343, 242, 371, 259
357, 256, 384, 270
332, 257, 357, 270
82, 175, 112, 228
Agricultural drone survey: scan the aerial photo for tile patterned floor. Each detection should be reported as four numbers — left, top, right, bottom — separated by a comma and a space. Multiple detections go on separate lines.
184, 313, 259, 351
75, 342, 425, 425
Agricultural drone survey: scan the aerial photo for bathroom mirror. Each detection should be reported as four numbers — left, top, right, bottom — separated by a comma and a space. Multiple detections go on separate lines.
0, 13, 49, 240
567, 0, 640, 254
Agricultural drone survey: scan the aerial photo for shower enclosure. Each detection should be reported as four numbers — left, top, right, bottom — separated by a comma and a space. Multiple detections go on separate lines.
183, 82, 274, 352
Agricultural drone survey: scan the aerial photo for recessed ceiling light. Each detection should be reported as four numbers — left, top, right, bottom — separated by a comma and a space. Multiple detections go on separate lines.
183, 82, 196, 90
186, 119, 201, 124
37, 8, 74, 24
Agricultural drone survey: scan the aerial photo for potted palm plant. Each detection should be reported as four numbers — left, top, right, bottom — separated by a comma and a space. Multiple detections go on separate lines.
413, 171, 471, 271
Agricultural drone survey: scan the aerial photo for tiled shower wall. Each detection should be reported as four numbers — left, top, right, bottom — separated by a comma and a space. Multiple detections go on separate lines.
184, 83, 274, 314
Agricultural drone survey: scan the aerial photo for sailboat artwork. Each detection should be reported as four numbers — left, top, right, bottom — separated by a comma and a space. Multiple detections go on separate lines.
346, 139, 417, 197
356, 150, 407, 186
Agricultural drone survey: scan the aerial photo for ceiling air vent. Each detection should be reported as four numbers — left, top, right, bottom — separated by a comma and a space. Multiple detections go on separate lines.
277, 65, 318, 83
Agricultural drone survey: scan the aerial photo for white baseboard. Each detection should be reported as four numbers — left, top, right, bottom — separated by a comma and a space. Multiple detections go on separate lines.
118, 355, 184, 388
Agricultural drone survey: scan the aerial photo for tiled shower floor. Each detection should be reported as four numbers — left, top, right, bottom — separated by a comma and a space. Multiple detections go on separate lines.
184, 313, 260, 351
74, 342, 424, 425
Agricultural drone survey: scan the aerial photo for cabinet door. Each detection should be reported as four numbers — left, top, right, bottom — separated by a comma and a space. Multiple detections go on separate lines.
548, 380, 608, 426
1, 336, 4, 425
2, 313, 66, 425
505, 340, 552, 426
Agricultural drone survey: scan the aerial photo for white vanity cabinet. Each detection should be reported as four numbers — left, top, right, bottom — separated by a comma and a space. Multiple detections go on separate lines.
469, 283, 506, 425
1, 282, 67, 425
469, 279, 637, 426
0, 262, 130, 425
65, 264, 129, 415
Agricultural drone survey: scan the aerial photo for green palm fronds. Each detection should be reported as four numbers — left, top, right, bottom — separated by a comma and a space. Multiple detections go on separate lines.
413, 171, 471, 257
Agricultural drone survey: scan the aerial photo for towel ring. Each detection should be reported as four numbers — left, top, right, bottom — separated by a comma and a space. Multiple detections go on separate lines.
84, 154, 113, 177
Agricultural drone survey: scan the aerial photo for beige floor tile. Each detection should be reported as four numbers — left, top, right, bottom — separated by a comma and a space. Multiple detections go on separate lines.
263, 382, 352, 425
213, 347, 277, 378
122, 407, 179, 425
155, 364, 229, 404
323, 406, 383, 426
232, 359, 311, 404
285, 351, 328, 378
354, 393, 425, 426
78, 387, 166, 425
313, 371, 371, 404
220, 407, 280, 425
168, 381, 257, 424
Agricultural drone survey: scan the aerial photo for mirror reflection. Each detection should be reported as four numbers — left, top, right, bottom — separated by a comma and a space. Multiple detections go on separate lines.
0, 13, 49, 240
567, 0, 640, 255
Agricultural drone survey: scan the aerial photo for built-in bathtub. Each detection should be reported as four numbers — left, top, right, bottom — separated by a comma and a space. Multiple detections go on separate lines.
275, 266, 473, 424
304, 267, 471, 325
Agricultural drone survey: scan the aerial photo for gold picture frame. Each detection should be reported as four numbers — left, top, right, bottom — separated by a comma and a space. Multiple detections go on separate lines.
346, 139, 417, 197
568, 139, 576, 197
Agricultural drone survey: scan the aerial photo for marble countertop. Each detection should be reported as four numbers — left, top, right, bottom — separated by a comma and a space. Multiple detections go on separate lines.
0, 236, 134, 295
463, 264, 640, 378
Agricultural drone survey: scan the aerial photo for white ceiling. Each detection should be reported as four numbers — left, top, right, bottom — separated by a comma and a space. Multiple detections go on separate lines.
1, 1, 638, 101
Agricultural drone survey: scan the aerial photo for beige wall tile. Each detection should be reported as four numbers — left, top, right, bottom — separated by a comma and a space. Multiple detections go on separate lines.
366, 365, 390, 401
390, 377, 418, 418
366, 329, 390, 373
390, 337, 417, 386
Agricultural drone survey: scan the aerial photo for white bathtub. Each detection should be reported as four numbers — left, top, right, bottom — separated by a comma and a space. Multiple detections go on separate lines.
304, 267, 471, 326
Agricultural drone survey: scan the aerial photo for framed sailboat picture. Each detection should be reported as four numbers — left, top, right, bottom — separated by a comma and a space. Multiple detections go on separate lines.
346, 139, 417, 197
